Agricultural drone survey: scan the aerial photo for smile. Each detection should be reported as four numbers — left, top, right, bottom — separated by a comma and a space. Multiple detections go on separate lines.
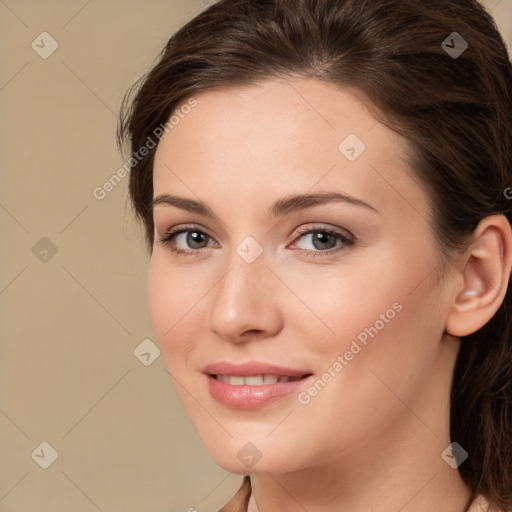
212, 374, 306, 385
205, 372, 313, 409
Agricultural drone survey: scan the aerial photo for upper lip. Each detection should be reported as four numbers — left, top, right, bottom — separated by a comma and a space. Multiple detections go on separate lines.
202, 361, 312, 378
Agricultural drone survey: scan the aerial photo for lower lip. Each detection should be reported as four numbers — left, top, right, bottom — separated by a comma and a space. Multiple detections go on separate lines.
205, 374, 314, 409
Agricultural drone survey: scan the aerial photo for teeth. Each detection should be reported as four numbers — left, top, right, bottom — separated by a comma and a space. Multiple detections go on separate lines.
215, 375, 302, 385
245, 376, 264, 385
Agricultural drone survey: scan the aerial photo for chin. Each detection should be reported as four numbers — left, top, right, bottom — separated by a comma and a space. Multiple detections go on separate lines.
204, 440, 298, 475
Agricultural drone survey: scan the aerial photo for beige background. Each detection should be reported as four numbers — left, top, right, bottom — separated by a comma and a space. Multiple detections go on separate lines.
0, 1, 511, 511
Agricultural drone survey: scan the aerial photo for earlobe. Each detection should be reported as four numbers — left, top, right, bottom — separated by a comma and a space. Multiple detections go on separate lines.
445, 215, 512, 338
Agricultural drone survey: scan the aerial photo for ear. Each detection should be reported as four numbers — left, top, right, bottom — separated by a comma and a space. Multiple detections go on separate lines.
445, 214, 512, 337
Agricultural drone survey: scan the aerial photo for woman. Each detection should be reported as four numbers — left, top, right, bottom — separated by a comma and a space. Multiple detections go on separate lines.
118, 0, 512, 510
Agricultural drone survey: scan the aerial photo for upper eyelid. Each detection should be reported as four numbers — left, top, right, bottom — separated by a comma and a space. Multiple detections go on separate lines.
160, 223, 217, 241
294, 223, 353, 238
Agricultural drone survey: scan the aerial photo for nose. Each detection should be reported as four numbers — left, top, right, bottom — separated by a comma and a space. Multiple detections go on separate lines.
207, 249, 283, 344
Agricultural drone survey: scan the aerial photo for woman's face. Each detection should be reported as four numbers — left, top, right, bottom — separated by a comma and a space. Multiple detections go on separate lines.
148, 78, 458, 475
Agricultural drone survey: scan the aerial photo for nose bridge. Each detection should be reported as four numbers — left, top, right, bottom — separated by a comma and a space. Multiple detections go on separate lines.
222, 232, 270, 296
215, 244, 269, 315
207, 241, 281, 341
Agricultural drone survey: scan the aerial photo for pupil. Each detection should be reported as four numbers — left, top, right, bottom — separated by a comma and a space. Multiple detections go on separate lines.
313, 232, 336, 250
188, 231, 207, 249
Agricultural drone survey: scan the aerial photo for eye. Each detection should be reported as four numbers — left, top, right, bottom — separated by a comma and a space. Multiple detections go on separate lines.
157, 225, 216, 257
289, 225, 354, 257
156, 223, 355, 258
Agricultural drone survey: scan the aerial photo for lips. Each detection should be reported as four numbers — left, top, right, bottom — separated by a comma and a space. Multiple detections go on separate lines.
202, 361, 314, 409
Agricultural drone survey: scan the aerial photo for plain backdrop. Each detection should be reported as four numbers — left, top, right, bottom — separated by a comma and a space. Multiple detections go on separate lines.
0, 1, 511, 511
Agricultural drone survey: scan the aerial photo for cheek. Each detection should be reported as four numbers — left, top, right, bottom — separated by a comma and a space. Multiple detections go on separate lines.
283, 247, 443, 375
291, 259, 443, 413
282, 265, 444, 454
147, 256, 207, 371
280, 258, 408, 347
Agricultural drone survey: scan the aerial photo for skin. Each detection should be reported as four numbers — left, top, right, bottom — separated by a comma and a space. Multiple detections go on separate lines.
148, 77, 512, 512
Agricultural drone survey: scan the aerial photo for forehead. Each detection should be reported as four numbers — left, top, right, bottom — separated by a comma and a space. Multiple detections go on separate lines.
152, 78, 431, 222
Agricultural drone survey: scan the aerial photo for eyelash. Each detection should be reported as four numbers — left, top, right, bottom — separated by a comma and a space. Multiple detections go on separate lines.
156, 223, 355, 259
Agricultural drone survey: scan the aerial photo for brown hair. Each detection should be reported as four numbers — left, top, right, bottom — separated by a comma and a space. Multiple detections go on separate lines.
118, 0, 512, 509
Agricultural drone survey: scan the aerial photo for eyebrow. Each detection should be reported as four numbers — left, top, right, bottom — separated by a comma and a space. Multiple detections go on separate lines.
152, 191, 379, 219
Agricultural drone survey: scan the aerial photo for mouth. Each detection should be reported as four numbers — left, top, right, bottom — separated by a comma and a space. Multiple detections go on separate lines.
202, 360, 313, 379
202, 363, 315, 409
205, 373, 315, 409
209, 374, 312, 385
